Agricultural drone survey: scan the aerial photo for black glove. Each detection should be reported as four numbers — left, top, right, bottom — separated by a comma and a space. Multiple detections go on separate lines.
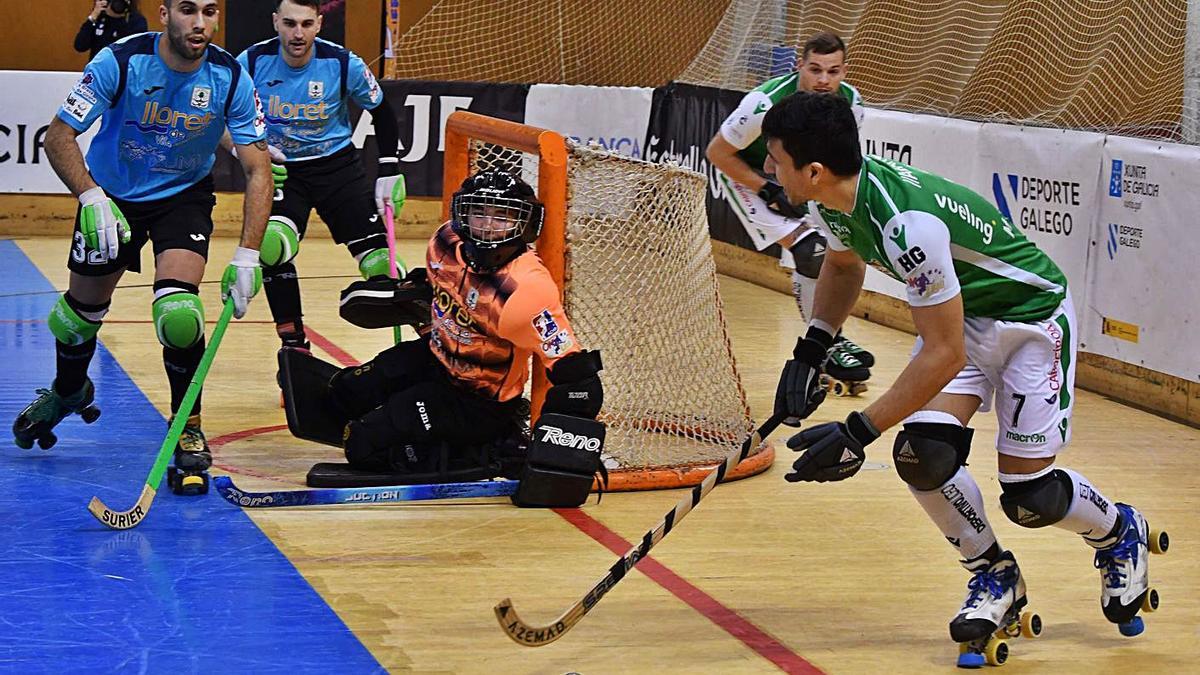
773, 326, 834, 427
785, 411, 881, 483
757, 179, 808, 220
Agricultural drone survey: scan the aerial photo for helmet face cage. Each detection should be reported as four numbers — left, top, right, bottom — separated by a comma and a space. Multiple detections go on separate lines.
452, 193, 534, 247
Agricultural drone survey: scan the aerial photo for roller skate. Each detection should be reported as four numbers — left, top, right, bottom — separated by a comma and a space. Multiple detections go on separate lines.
1093, 503, 1169, 637
166, 414, 211, 496
952, 551, 1042, 668
821, 343, 869, 397
12, 378, 101, 449
834, 333, 875, 368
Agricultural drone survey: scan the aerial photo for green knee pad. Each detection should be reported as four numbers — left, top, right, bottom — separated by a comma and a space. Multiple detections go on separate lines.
357, 248, 403, 279
260, 216, 301, 267
47, 295, 103, 346
152, 292, 205, 349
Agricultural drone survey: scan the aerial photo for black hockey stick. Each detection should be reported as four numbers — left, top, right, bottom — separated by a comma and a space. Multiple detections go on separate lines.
494, 413, 785, 646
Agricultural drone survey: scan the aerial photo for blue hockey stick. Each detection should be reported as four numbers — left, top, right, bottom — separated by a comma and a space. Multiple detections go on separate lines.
213, 475, 518, 508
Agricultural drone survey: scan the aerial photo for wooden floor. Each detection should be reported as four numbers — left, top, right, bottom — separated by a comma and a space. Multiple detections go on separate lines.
15, 235, 1198, 674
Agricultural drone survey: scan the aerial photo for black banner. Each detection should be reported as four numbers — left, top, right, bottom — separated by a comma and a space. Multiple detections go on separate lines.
644, 81, 773, 254
215, 80, 530, 196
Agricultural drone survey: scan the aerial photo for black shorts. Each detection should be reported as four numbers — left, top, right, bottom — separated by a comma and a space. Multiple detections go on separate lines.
273, 145, 381, 245
67, 175, 216, 276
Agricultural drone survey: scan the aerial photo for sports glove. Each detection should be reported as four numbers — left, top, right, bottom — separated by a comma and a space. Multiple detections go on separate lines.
374, 159, 406, 220
220, 246, 263, 319
774, 326, 834, 427
78, 187, 132, 261
785, 411, 880, 483
757, 179, 808, 220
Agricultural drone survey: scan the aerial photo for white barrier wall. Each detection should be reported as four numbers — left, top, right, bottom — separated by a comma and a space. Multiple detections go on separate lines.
0, 71, 97, 194
1086, 136, 1200, 379
524, 84, 653, 159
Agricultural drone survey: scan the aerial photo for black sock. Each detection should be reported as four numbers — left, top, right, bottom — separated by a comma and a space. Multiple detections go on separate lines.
163, 337, 205, 416
55, 337, 97, 397
263, 262, 303, 338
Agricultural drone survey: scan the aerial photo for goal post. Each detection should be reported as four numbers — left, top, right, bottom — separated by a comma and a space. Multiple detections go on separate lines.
441, 111, 774, 491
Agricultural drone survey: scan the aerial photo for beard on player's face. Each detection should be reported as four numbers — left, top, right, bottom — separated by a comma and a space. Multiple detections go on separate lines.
166, 21, 211, 61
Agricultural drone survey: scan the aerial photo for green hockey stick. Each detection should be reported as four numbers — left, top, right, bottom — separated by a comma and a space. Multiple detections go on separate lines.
88, 299, 236, 530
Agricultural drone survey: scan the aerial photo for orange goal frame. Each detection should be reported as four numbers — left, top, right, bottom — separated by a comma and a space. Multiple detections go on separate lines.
442, 111, 773, 491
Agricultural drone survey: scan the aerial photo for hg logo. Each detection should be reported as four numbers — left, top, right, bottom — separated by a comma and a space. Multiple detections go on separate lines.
1109, 159, 1123, 197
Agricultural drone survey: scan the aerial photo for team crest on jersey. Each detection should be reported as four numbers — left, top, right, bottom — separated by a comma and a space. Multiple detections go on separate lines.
532, 309, 559, 341
466, 287, 479, 310
308, 80, 324, 98
190, 86, 212, 110
541, 331, 574, 358
363, 63, 381, 103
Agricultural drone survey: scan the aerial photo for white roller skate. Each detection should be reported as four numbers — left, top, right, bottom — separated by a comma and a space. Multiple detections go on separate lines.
1093, 503, 1169, 637
951, 551, 1042, 668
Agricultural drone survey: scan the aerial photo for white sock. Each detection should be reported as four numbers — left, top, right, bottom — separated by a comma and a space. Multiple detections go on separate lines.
910, 466, 999, 561
1057, 467, 1120, 546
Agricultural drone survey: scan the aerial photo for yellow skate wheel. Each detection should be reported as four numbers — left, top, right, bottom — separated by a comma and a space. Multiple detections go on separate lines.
985, 639, 1009, 666
1149, 529, 1169, 555
1142, 588, 1159, 613
1020, 612, 1042, 639
831, 381, 848, 396
958, 643, 970, 655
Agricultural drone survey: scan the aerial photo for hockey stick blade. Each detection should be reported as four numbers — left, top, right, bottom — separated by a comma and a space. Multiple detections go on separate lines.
214, 475, 517, 508
494, 414, 785, 646
88, 301, 236, 529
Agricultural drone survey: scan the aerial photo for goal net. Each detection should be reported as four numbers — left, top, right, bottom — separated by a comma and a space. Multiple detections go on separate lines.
442, 112, 773, 491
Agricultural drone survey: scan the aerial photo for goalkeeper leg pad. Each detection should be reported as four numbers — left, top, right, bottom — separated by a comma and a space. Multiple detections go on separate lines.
278, 347, 348, 447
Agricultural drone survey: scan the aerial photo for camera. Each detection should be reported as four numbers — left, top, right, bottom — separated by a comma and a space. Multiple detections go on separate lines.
108, 0, 129, 14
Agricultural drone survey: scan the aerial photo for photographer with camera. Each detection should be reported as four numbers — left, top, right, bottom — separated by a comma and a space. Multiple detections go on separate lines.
74, 0, 147, 59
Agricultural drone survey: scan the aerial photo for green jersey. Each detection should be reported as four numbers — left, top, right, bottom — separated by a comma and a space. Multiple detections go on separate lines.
813, 157, 1068, 322
719, 73, 863, 170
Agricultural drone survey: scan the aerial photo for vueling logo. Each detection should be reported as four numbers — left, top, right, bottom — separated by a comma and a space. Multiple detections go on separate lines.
267, 94, 329, 121
135, 101, 214, 131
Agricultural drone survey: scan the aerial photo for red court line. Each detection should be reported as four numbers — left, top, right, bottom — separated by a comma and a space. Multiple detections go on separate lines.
277, 329, 819, 673
554, 508, 820, 674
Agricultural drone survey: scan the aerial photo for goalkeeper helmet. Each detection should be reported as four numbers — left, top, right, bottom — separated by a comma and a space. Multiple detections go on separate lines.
451, 170, 544, 273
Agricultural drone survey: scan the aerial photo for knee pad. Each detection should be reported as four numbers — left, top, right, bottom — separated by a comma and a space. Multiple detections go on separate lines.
789, 233, 826, 280
1000, 469, 1072, 528
48, 293, 109, 345
259, 216, 301, 267
152, 280, 205, 350
893, 422, 974, 491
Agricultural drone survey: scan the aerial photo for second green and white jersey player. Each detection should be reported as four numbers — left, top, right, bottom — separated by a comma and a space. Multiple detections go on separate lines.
707, 31, 873, 390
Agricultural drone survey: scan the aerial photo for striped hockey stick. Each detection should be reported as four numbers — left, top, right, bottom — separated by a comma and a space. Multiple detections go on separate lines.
494, 413, 785, 646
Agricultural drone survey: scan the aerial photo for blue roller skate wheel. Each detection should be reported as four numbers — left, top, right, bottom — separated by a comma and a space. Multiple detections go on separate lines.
956, 651, 985, 668
1118, 616, 1144, 637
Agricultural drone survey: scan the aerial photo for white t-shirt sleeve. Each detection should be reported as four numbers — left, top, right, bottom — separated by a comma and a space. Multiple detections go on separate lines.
882, 211, 961, 307
718, 90, 772, 150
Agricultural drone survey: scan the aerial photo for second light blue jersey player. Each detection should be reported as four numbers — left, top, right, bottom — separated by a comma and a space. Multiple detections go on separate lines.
238, 36, 381, 160
60, 32, 266, 201
231, 0, 403, 361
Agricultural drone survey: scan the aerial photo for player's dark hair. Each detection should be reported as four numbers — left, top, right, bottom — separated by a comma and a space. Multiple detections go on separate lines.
276, 0, 322, 10
802, 32, 846, 60
762, 92, 862, 177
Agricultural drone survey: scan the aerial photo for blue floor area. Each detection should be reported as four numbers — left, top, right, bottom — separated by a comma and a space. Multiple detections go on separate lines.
0, 241, 381, 672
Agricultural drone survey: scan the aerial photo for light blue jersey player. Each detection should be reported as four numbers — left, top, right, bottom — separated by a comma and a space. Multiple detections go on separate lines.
15, 0, 275, 496
232, 0, 404, 355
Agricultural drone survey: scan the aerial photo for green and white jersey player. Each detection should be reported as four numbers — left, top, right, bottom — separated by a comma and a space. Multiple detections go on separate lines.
706, 31, 873, 384
764, 91, 1164, 663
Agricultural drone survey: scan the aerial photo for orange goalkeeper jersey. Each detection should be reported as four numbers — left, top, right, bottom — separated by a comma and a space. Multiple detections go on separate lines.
425, 223, 581, 401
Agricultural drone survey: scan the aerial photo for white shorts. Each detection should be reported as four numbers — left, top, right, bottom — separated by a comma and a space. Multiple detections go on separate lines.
715, 171, 816, 268
908, 293, 1077, 459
